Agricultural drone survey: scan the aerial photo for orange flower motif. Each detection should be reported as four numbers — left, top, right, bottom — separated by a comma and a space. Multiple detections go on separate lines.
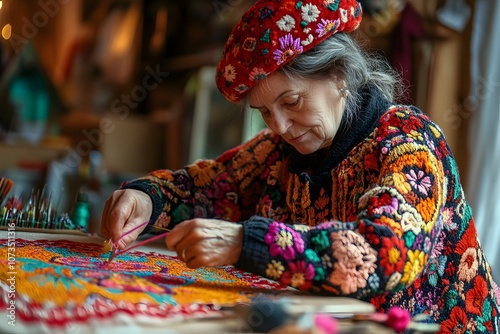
188, 161, 220, 187
268, 161, 283, 185
314, 188, 329, 210
150, 170, 174, 181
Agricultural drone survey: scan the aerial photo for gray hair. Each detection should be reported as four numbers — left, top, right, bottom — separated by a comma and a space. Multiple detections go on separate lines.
280, 32, 403, 124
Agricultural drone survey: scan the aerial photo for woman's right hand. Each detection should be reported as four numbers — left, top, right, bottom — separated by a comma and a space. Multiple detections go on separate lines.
100, 189, 153, 249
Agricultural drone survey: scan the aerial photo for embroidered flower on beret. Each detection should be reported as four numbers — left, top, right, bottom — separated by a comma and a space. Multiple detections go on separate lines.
215, 0, 363, 103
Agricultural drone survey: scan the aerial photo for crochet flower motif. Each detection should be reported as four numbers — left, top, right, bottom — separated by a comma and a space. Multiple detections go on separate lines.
265, 222, 305, 260
224, 64, 236, 83
406, 169, 432, 196
425, 255, 446, 287
273, 33, 303, 65
328, 231, 377, 294
457, 247, 478, 283
279, 260, 315, 290
242, 37, 257, 51
276, 14, 295, 32
316, 18, 340, 37
235, 84, 249, 93
266, 259, 285, 279
379, 236, 407, 276
249, 67, 268, 81
442, 207, 457, 231
401, 249, 426, 284
340, 8, 348, 22
301, 3, 320, 23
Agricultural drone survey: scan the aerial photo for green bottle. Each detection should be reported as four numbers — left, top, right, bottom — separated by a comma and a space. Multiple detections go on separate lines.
71, 190, 90, 230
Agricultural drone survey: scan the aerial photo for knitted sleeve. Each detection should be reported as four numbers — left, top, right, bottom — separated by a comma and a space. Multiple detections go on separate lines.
236, 107, 448, 299
120, 129, 286, 231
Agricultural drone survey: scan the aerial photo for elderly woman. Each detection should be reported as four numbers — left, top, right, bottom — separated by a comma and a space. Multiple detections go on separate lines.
101, 0, 500, 332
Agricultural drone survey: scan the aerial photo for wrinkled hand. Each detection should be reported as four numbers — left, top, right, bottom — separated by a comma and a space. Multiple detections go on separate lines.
165, 219, 243, 269
100, 189, 153, 249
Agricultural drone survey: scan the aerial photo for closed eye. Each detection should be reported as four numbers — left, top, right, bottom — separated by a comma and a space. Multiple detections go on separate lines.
259, 109, 271, 119
284, 98, 299, 108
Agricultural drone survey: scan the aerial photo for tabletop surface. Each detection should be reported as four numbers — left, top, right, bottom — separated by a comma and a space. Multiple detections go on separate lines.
0, 230, 392, 334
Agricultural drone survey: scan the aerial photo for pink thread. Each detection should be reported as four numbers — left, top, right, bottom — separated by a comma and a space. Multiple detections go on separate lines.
109, 221, 170, 261
116, 221, 150, 244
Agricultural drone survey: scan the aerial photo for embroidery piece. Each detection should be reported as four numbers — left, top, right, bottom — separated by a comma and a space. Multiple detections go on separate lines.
0, 238, 285, 326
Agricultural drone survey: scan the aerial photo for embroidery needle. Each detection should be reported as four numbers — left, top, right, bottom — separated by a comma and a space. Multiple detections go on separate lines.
104, 222, 171, 263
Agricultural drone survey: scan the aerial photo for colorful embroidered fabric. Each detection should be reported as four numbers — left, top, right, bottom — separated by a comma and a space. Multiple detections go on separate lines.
215, 0, 362, 102
0, 238, 285, 327
122, 87, 500, 333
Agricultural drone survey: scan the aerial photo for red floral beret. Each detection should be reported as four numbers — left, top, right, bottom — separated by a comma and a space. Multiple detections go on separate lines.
215, 0, 363, 103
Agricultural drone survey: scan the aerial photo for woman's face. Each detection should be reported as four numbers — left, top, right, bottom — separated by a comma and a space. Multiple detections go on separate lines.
247, 72, 346, 155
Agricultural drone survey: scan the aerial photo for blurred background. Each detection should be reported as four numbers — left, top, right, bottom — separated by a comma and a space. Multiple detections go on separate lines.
0, 0, 498, 279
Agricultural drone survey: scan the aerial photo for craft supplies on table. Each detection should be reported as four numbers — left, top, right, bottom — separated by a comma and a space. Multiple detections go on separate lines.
0, 179, 89, 235
0, 231, 439, 334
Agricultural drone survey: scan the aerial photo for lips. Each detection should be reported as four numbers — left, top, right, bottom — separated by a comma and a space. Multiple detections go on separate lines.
289, 132, 306, 142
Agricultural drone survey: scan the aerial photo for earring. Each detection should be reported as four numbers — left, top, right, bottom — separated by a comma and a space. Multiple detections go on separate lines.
339, 87, 349, 98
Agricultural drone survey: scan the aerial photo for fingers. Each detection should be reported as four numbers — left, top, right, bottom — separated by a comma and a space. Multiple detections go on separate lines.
165, 219, 243, 268
174, 243, 203, 269
179, 242, 237, 269
165, 220, 199, 266
165, 220, 190, 251
101, 190, 128, 242
182, 246, 217, 269
99, 189, 152, 249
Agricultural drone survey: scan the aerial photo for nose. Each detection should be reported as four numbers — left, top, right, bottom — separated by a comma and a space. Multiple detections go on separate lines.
269, 109, 291, 135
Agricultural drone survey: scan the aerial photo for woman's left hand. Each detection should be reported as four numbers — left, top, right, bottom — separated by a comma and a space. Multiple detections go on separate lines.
165, 218, 243, 268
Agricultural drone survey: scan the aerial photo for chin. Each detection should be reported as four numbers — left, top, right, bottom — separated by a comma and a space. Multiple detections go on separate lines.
293, 145, 318, 155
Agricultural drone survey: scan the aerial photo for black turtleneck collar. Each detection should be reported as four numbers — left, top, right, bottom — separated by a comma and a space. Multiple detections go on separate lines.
287, 85, 391, 178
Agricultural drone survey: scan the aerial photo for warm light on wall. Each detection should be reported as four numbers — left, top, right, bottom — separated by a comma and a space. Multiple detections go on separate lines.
0, 1, 4, 40
2, 24, 11, 40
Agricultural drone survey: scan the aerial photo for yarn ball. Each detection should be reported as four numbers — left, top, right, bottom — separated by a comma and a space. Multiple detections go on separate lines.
314, 314, 339, 334
385, 306, 411, 332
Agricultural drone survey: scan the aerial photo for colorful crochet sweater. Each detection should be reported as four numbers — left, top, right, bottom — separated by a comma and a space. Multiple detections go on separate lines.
123, 88, 500, 333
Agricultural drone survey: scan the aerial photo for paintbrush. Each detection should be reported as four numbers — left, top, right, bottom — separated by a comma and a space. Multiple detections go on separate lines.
102, 221, 171, 263
0, 177, 14, 206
